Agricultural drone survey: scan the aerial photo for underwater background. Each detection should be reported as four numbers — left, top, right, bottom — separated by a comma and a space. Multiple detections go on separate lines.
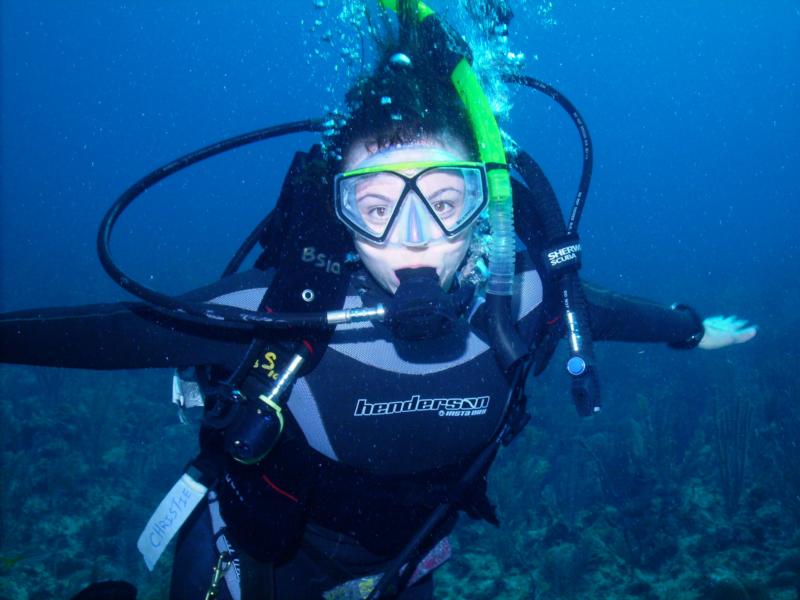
1, 1, 798, 598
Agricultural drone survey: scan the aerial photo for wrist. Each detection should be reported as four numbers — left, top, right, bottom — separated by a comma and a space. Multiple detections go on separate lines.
668, 303, 705, 349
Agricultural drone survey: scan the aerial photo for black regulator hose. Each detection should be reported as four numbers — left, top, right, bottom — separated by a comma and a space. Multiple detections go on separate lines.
97, 119, 335, 332
507, 74, 601, 416
505, 74, 593, 231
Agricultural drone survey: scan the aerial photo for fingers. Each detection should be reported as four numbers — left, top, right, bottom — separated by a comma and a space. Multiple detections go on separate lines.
705, 315, 757, 335
699, 314, 758, 350
733, 326, 758, 344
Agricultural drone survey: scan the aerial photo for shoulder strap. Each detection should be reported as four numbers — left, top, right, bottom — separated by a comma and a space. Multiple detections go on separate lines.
197, 146, 354, 465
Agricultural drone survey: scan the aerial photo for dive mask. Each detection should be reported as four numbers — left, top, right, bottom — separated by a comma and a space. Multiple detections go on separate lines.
334, 161, 488, 245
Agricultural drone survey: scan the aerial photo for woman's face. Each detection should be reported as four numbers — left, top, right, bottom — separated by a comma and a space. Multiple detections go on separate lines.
342, 138, 474, 294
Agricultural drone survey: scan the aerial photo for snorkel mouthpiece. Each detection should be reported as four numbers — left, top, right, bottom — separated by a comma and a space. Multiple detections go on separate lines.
386, 268, 471, 340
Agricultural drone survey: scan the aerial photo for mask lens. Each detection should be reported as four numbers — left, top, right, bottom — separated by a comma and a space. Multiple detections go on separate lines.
335, 163, 487, 243
337, 171, 405, 239
417, 167, 485, 234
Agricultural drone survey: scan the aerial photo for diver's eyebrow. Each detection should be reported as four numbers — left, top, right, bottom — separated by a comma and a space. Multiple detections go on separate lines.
356, 191, 394, 203
425, 186, 461, 200
355, 176, 404, 197
355, 178, 397, 194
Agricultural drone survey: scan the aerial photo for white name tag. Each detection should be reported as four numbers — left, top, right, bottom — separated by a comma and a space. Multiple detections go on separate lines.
137, 473, 208, 570
172, 369, 206, 410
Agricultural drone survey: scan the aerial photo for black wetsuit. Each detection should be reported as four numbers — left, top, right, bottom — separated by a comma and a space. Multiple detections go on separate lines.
0, 256, 703, 599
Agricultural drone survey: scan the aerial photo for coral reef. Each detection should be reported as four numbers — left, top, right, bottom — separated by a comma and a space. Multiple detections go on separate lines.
435, 343, 800, 599
0, 366, 194, 599
1, 314, 797, 600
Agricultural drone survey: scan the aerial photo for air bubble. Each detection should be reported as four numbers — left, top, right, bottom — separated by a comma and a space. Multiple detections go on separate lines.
389, 52, 412, 68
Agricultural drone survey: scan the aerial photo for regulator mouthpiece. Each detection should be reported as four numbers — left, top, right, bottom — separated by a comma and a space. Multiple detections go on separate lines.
386, 267, 472, 340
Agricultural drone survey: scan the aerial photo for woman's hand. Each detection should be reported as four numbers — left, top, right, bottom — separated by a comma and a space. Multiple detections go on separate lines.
698, 315, 758, 350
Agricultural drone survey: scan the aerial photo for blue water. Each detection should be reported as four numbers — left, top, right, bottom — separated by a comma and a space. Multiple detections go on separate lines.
2, 2, 797, 315
1, 1, 799, 597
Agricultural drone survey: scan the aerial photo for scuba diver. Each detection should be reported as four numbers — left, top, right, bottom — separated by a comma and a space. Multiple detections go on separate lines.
1, 2, 756, 599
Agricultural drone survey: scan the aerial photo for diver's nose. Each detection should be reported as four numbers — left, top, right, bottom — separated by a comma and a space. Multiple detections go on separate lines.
392, 193, 437, 247
403, 195, 427, 246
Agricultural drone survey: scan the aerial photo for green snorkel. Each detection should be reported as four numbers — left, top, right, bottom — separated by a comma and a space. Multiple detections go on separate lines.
380, 0, 527, 370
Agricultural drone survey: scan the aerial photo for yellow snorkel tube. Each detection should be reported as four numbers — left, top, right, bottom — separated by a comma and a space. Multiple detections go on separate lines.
380, 0, 525, 368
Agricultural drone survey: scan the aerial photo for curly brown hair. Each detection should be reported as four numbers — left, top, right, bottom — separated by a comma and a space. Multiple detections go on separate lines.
328, 2, 477, 167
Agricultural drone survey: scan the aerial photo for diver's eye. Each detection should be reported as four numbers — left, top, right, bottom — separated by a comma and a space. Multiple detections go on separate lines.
429, 191, 465, 222
359, 199, 394, 230
368, 205, 389, 219
431, 200, 456, 217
